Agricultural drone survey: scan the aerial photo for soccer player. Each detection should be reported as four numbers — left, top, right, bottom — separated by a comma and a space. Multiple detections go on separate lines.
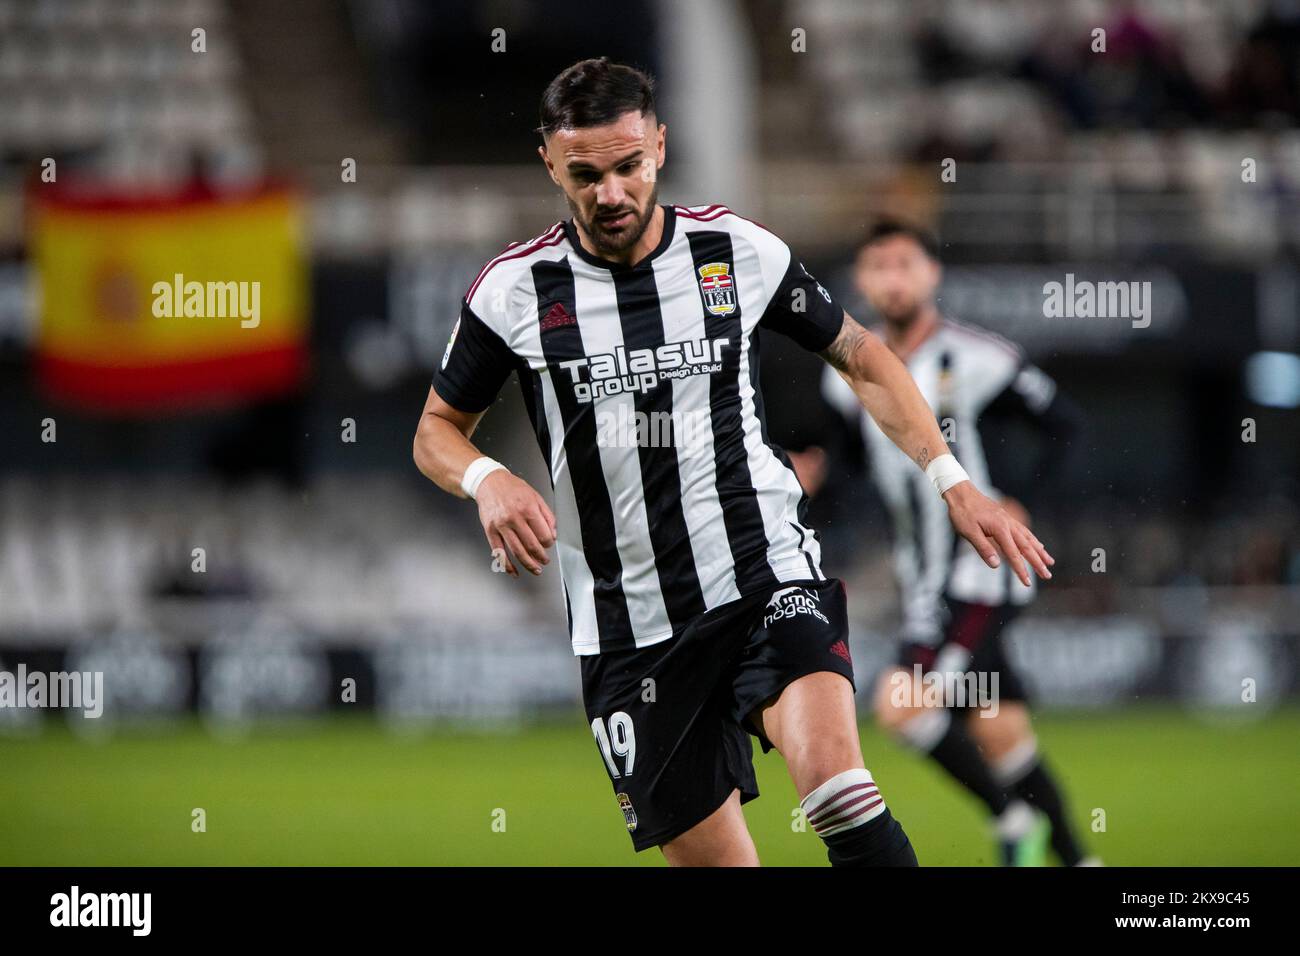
821, 220, 1097, 866
412, 59, 1053, 866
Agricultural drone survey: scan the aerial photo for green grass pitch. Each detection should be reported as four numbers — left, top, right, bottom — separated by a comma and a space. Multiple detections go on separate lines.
1, 706, 1295, 866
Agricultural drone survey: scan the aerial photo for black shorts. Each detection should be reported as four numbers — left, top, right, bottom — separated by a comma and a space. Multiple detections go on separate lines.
580, 578, 856, 852
898, 597, 1029, 707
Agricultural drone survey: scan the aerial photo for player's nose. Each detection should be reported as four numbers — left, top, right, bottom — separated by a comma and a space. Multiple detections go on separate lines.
595, 178, 625, 207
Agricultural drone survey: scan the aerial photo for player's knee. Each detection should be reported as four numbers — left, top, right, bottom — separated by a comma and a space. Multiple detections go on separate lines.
873, 670, 956, 752
874, 696, 908, 733
660, 791, 759, 867
783, 727, 863, 792
872, 669, 906, 724
873, 668, 930, 733
968, 706, 1034, 762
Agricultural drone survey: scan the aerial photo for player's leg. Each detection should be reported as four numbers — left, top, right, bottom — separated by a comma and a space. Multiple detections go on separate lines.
964, 698, 1035, 764
659, 789, 759, 866
753, 670, 916, 866
966, 697, 1092, 866
756, 670, 863, 796
737, 581, 917, 866
873, 639, 1045, 863
872, 662, 1019, 819
581, 609, 765, 866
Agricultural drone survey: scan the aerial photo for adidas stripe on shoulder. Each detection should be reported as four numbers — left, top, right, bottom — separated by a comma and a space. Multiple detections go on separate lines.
465, 222, 567, 321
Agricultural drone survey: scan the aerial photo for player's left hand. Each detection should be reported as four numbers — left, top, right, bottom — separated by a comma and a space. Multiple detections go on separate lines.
942, 481, 1054, 587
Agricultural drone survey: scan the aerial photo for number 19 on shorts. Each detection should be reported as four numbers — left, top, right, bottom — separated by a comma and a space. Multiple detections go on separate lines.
592, 712, 636, 777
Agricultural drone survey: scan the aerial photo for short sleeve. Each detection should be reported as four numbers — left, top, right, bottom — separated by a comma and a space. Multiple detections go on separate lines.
1004, 362, 1059, 416
757, 256, 844, 352
431, 301, 518, 413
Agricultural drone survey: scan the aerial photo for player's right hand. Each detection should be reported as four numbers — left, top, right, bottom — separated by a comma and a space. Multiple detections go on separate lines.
1000, 496, 1031, 529
475, 471, 557, 577
943, 481, 1053, 587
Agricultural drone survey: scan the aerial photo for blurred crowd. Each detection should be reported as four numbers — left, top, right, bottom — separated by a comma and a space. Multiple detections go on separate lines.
919, 2, 1300, 138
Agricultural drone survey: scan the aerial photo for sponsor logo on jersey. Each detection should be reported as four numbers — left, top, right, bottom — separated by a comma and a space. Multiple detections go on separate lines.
557, 338, 728, 403
697, 262, 737, 316
617, 792, 638, 831
763, 585, 830, 627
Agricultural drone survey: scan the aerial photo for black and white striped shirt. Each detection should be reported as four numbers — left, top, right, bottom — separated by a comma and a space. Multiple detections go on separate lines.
434, 204, 844, 655
823, 319, 1074, 644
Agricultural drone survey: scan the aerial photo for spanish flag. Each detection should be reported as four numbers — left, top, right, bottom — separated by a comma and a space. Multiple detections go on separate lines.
31, 180, 309, 413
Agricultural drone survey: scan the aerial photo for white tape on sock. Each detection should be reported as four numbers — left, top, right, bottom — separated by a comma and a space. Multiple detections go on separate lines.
896, 707, 952, 752
991, 738, 1039, 785
800, 768, 887, 837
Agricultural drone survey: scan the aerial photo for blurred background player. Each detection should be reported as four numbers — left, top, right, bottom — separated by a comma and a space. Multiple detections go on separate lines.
819, 220, 1096, 866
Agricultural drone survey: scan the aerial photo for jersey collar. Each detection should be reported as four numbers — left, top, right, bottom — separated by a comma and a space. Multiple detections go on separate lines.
563, 204, 676, 272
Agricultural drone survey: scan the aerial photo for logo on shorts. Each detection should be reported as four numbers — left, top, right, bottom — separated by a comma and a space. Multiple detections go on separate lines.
697, 262, 737, 317
763, 586, 829, 627
617, 792, 638, 832
830, 639, 852, 665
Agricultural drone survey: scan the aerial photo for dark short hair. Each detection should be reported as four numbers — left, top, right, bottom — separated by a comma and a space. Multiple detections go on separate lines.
538, 58, 657, 136
858, 218, 941, 260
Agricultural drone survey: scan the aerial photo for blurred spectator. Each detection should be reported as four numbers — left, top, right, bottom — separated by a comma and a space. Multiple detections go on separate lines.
1222, 3, 1300, 126
1020, 6, 1211, 130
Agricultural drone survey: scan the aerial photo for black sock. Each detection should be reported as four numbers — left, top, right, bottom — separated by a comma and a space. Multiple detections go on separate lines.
927, 717, 1013, 816
1012, 759, 1084, 866
824, 808, 918, 867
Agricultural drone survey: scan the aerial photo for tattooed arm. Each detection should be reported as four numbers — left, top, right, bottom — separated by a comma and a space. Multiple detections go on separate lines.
819, 313, 948, 472
820, 312, 1053, 586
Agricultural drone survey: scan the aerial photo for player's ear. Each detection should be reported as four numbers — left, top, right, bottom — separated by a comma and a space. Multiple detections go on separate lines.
538, 142, 561, 186
655, 123, 666, 168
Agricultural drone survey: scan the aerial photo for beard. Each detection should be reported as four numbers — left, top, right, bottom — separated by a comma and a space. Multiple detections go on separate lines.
570, 184, 659, 257
876, 296, 925, 329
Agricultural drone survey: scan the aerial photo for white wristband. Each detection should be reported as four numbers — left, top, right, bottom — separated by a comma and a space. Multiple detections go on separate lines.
925, 453, 969, 497
461, 456, 507, 499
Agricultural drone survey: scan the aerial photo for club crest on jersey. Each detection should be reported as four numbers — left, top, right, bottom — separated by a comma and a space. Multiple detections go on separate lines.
697, 262, 737, 317
617, 792, 638, 832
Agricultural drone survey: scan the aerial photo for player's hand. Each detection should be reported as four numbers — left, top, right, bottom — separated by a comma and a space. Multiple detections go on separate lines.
475, 470, 556, 577
1000, 496, 1031, 529
942, 481, 1053, 587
